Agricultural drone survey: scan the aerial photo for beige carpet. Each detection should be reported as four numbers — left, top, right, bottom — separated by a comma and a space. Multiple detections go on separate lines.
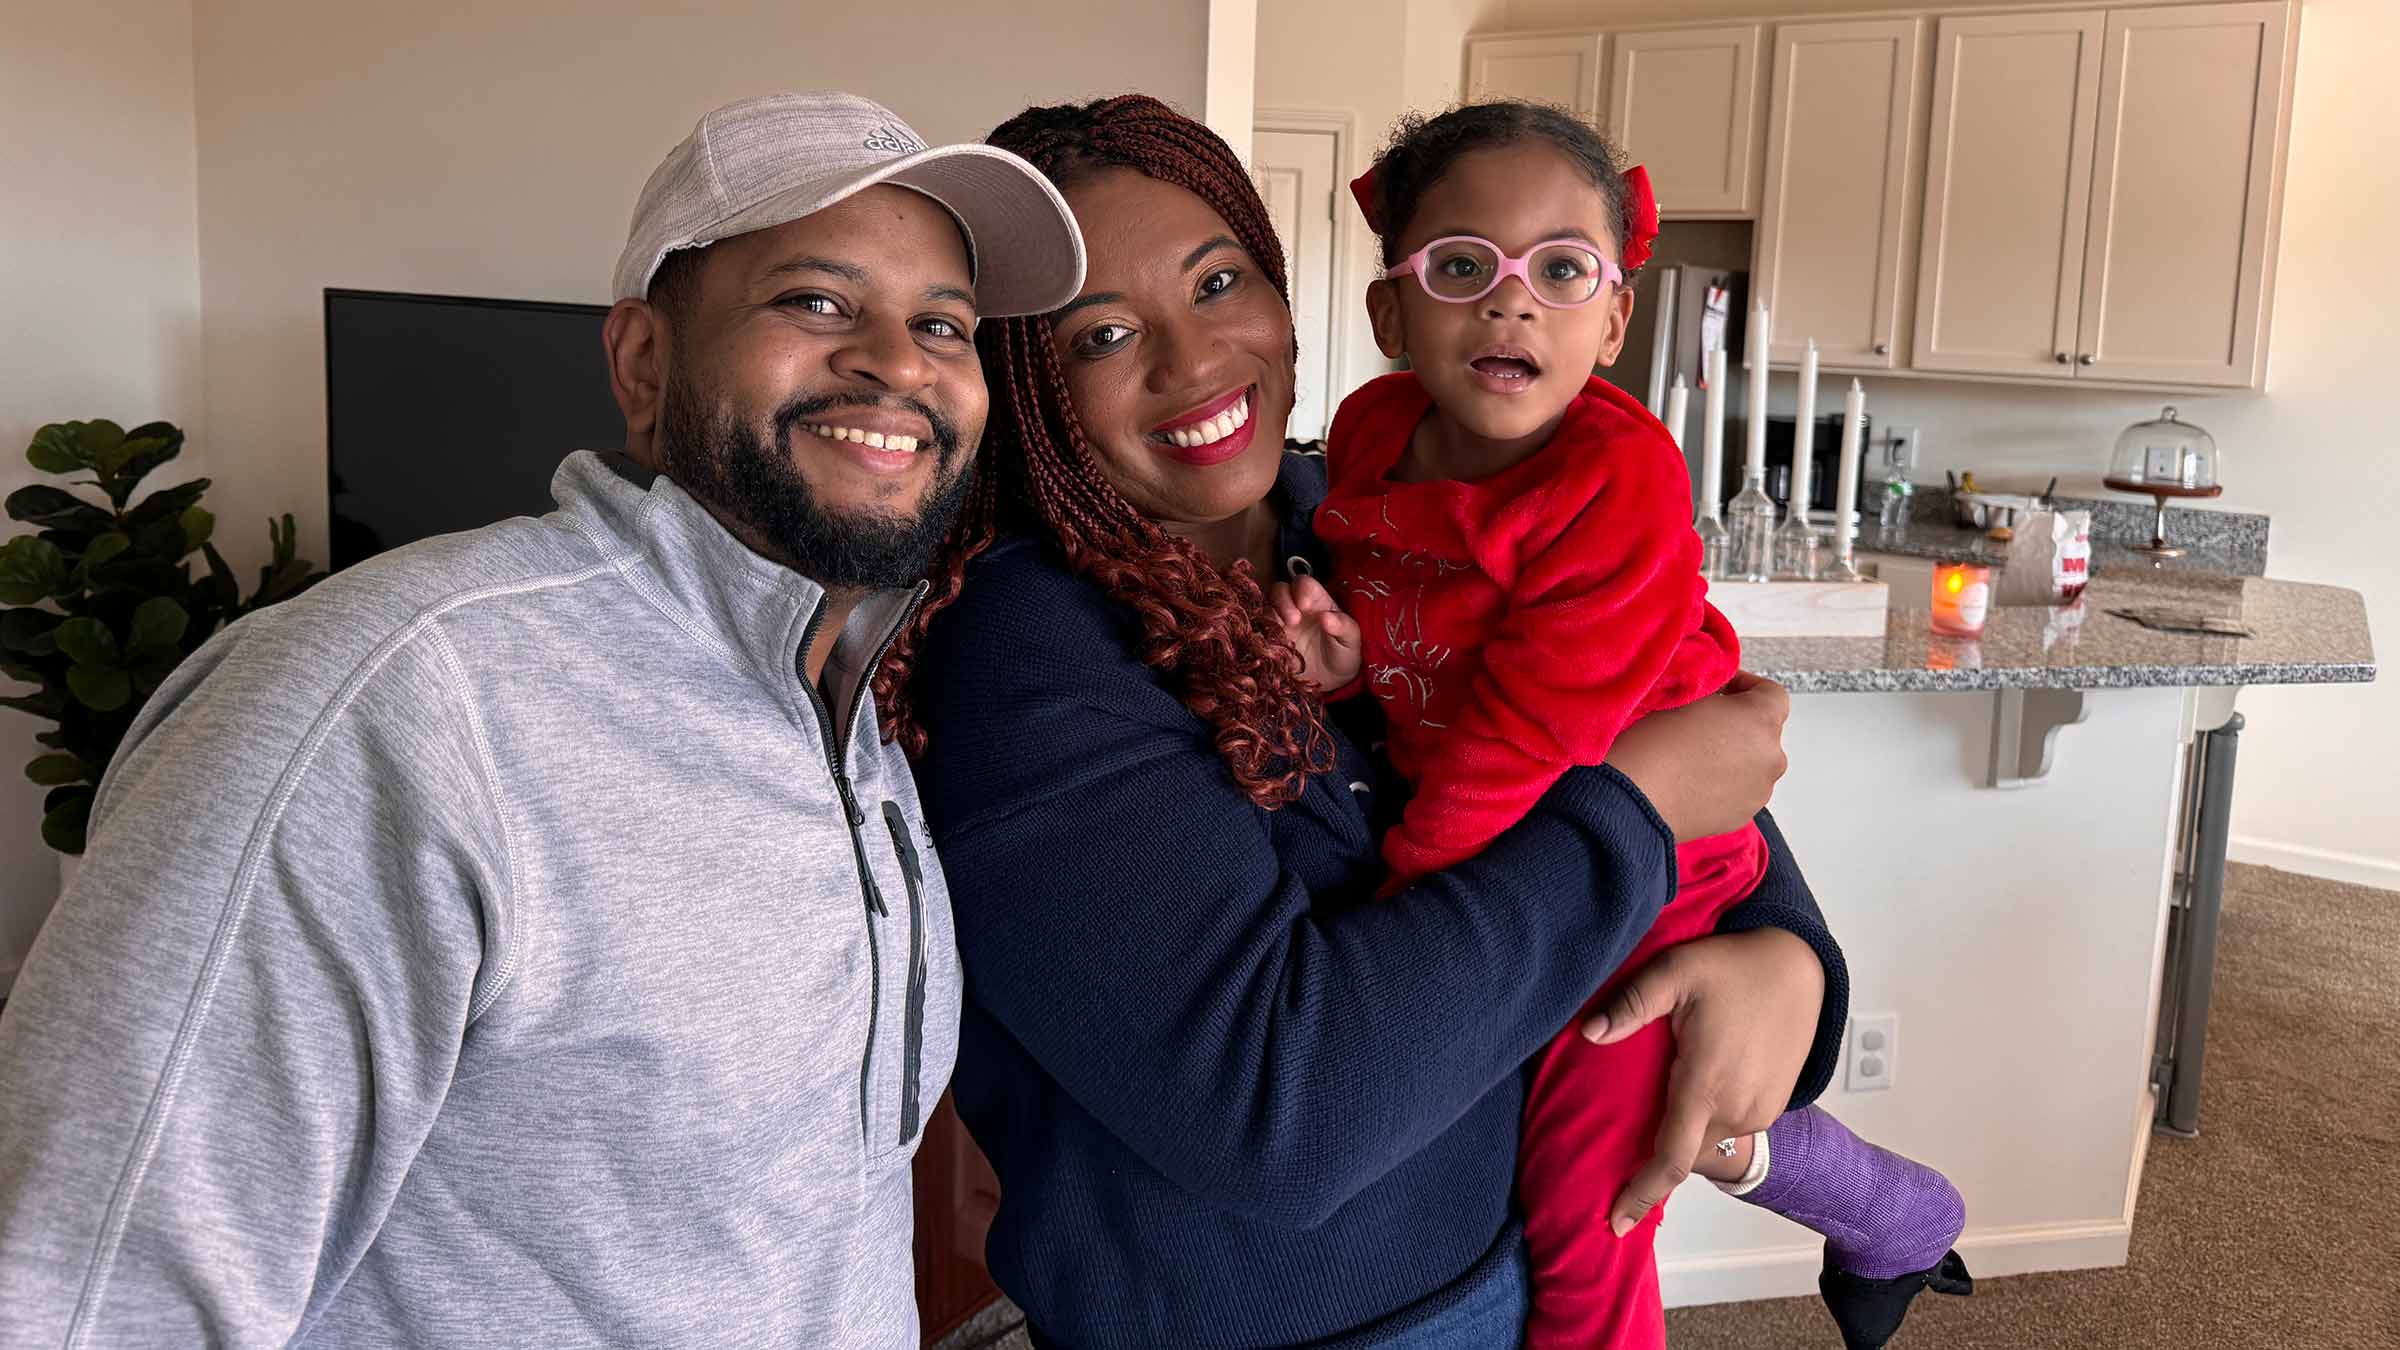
942, 864, 2399, 1349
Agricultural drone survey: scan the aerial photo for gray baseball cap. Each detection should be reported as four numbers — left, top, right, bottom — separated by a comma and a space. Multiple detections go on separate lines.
613, 92, 1085, 317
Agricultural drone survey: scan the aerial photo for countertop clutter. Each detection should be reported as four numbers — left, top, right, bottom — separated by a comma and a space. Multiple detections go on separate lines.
1862, 487, 2271, 578
1748, 568, 2374, 694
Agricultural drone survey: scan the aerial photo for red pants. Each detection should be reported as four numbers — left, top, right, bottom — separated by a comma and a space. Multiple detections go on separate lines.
1519, 823, 1769, 1349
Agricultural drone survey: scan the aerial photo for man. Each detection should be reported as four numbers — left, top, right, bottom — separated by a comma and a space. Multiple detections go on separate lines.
0, 93, 1082, 1346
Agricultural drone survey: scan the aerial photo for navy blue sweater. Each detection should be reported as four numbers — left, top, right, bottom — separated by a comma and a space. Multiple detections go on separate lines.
913, 453, 1847, 1348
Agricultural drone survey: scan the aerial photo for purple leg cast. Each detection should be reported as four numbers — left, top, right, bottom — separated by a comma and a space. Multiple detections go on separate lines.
1740, 1105, 1965, 1280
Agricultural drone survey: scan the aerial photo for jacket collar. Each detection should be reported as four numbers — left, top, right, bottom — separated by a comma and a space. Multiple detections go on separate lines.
554, 451, 923, 752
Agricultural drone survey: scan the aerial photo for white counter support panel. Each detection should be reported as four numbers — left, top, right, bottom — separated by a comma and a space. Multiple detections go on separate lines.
1656, 686, 2196, 1308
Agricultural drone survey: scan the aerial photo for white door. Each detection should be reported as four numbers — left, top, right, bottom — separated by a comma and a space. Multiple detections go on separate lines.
1253, 125, 1342, 443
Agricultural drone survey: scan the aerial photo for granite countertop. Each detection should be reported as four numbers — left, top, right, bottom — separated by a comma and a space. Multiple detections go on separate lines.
1745, 567, 2376, 694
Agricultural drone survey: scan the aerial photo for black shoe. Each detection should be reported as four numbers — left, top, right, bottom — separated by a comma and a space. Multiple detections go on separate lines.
1816, 1247, 1973, 1348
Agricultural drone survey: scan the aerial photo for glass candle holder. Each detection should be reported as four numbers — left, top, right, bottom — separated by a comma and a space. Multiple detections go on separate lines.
1929, 562, 1993, 637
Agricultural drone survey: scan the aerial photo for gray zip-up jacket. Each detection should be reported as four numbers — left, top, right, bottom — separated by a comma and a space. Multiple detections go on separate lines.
0, 451, 959, 1347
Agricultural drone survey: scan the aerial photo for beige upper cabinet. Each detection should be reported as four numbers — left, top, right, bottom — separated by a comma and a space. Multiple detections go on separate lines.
1913, 11, 2107, 378
1752, 18, 1923, 369
1606, 26, 1762, 216
1465, 34, 1607, 123
1916, 2, 2295, 387
2078, 3, 2292, 386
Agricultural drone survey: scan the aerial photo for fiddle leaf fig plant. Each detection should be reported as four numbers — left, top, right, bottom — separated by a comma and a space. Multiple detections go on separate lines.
1, 419, 323, 854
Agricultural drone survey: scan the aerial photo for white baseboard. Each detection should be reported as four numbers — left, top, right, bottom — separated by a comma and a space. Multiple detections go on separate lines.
2227, 835, 2400, 892
1659, 1219, 2131, 1308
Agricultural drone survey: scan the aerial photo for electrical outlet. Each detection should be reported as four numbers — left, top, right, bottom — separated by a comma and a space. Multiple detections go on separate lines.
1845, 1013, 1898, 1093
1885, 425, 1922, 473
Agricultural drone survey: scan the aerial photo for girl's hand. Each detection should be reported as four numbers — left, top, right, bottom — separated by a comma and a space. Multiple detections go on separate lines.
1268, 575, 1362, 692
1580, 926, 1824, 1235
1603, 671, 1789, 841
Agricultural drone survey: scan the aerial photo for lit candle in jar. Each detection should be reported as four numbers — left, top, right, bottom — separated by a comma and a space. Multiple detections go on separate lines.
1930, 562, 1993, 637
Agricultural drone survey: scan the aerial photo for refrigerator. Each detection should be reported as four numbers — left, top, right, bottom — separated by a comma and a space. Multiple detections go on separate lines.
1599, 263, 1750, 512
1602, 263, 1748, 422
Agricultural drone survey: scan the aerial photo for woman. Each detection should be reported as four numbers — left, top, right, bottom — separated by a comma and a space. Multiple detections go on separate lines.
878, 97, 1847, 1347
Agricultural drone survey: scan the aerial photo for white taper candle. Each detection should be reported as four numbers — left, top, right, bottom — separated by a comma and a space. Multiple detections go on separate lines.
1664, 375, 1689, 451
1790, 340, 1819, 516
1744, 300, 1771, 477
1835, 378, 1867, 557
1701, 347, 1727, 519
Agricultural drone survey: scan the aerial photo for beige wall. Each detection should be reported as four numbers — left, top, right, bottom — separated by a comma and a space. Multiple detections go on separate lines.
0, 0, 204, 985
185, 0, 1211, 582
1209, 0, 1262, 166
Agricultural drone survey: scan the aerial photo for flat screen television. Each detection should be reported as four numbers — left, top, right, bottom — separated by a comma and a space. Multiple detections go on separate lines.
325, 288, 621, 570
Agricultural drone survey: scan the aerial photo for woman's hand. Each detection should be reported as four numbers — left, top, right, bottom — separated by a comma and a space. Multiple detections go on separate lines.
1581, 925, 1825, 1235
1604, 672, 1790, 841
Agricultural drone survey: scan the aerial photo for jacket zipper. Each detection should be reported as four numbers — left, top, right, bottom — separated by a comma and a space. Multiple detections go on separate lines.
883, 800, 929, 1146
794, 587, 926, 1147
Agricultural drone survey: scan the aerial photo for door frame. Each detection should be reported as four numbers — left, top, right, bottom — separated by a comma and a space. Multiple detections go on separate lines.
1254, 106, 1355, 441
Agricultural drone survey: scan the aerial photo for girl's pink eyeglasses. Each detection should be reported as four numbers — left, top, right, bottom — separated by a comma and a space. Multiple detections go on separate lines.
1382, 235, 1623, 309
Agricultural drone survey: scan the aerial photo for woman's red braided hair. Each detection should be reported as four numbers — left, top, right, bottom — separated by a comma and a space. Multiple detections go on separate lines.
874, 95, 1334, 808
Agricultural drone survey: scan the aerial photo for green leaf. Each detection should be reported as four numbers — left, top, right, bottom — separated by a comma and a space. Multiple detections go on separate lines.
0, 656, 42, 684
42, 788, 92, 855
66, 663, 132, 711
0, 687, 68, 720
0, 536, 70, 604
75, 420, 126, 460
199, 543, 240, 613
113, 421, 185, 486
1, 607, 63, 654
125, 479, 209, 527
0, 690, 68, 719
53, 617, 119, 667
129, 515, 190, 561
130, 650, 183, 695
27, 424, 86, 474
181, 506, 215, 548
81, 532, 132, 571
25, 752, 87, 786
128, 597, 189, 653
6, 484, 113, 532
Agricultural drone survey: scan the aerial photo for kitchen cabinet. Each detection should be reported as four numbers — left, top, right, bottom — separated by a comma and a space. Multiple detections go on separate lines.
1752, 18, 1923, 369
1914, 2, 2294, 387
2076, 2, 2292, 386
1606, 26, 1762, 216
1465, 33, 1607, 123
1912, 10, 2106, 379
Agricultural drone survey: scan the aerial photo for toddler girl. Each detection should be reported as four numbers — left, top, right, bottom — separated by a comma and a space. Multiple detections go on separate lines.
1274, 101, 1971, 1349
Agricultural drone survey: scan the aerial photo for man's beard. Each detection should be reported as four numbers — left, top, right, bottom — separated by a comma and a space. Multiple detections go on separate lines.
656, 364, 976, 592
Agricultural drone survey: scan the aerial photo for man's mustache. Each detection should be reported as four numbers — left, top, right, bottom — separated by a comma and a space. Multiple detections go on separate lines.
773, 390, 964, 461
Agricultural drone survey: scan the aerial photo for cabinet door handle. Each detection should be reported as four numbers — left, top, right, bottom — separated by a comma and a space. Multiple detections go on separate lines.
1873, 341, 1890, 356
2055, 352, 2071, 364
2078, 353, 2097, 366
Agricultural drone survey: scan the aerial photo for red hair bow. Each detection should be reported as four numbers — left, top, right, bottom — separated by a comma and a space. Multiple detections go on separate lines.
1621, 164, 1659, 271
1349, 164, 1382, 233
